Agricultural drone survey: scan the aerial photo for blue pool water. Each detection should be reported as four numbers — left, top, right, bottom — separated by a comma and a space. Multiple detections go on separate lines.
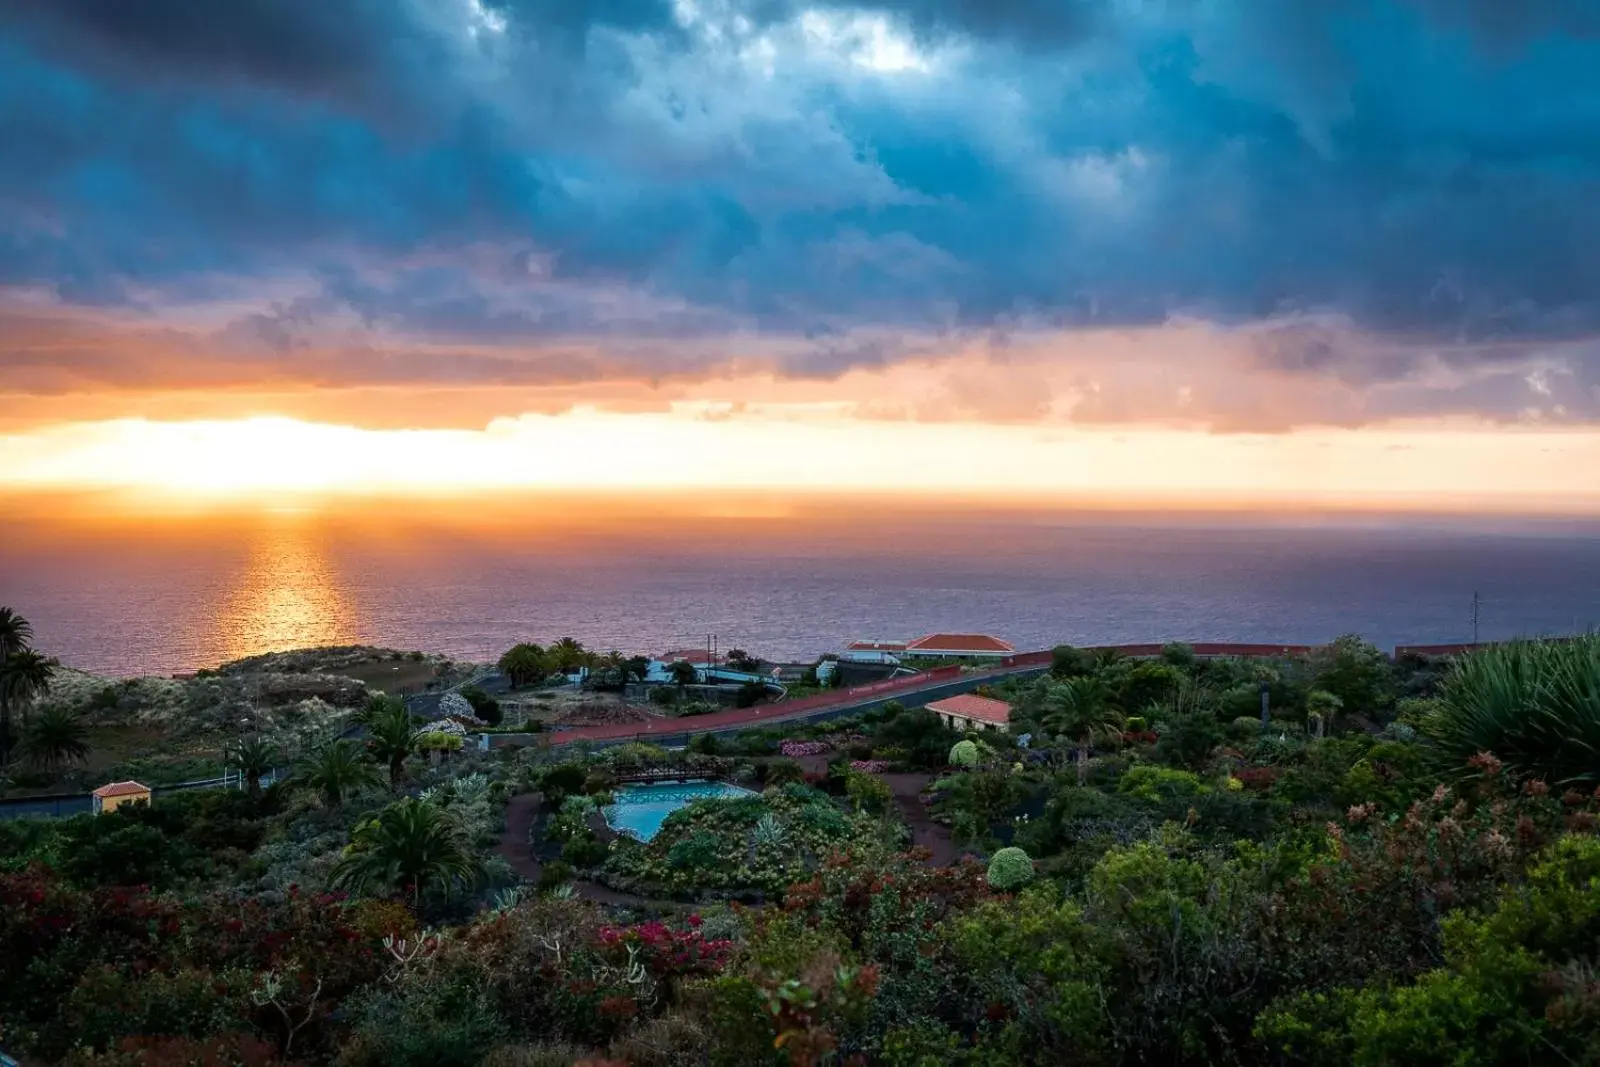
603, 780, 755, 842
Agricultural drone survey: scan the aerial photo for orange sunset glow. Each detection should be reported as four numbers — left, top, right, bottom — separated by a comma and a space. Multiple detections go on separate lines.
3, 411, 1599, 509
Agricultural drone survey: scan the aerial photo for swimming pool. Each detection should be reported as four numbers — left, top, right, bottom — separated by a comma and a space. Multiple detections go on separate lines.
603, 780, 755, 842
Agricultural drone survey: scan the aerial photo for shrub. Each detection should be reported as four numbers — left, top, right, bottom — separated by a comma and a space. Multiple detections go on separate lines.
539, 764, 587, 803
667, 831, 722, 871
1050, 645, 1095, 678
1117, 764, 1207, 804
734, 680, 769, 709
1311, 634, 1394, 717
845, 771, 892, 813
561, 836, 607, 869
461, 686, 502, 725
1152, 708, 1226, 770
537, 860, 574, 891
763, 758, 803, 785
950, 740, 979, 767
1426, 636, 1600, 785
987, 847, 1035, 891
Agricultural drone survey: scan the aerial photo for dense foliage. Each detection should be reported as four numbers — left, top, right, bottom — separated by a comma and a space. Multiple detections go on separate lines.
4, 633, 1600, 1065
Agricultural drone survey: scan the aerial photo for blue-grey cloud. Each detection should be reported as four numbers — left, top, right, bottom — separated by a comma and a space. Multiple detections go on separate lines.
1, 0, 1600, 427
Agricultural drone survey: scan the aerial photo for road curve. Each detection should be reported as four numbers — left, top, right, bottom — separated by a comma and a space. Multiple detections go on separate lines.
493, 665, 1047, 749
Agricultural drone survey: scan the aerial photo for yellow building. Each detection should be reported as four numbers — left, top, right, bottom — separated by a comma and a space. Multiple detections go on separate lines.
92, 780, 151, 814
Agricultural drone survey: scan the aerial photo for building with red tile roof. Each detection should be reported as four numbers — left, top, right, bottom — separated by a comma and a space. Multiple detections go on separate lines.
91, 780, 152, 814
925, 694, 1013, 732
905, 633, 1015, 657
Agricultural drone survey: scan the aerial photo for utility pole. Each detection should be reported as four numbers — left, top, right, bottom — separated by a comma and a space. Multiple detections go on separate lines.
1472, 591, 1481, 645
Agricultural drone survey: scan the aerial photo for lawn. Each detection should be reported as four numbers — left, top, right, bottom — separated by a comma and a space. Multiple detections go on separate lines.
322, 658, 440, 694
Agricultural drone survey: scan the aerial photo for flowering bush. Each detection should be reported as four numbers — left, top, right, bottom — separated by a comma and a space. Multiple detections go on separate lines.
849, 759, 890, 773
1234, 766, 1281, 792
987, 847, 1035, 891
596, 917, 735, 979
780, 740, 832, 758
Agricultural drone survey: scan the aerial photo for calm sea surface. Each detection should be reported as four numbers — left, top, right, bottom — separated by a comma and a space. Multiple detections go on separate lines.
3, 495, 1598, 678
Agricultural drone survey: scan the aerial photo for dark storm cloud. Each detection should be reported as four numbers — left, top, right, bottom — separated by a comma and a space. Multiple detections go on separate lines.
2, 0, 1600, 427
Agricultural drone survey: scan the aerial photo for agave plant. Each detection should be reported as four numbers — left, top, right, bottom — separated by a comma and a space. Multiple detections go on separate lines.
753, 813, 787, 848
491, 885, 527, 913
1427, 636, 1600, 786
452, 773, 491, 805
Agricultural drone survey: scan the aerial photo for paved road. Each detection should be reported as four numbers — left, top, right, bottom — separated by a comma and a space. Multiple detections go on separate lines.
494, 665, 1047, 749
405, 667, 506, 720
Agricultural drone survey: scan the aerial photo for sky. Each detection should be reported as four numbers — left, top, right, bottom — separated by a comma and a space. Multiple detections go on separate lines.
2, 0, 1599, 505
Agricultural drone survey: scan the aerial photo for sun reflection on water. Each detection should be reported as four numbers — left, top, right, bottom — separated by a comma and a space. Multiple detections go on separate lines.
210, 515, 356, 663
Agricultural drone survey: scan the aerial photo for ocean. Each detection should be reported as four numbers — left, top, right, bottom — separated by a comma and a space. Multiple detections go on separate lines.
3, 493, 1598, 678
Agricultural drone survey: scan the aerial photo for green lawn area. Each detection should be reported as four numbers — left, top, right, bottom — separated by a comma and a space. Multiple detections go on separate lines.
324, 658, 440, 694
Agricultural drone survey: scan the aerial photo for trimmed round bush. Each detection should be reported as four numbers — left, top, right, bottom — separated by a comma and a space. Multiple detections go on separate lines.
950, 740, 979, 767
987, 847, 1034, 891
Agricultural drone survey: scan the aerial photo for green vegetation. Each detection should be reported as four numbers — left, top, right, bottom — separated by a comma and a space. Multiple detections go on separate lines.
0, 607, 60, 773
986, 846, 1034, 890
5, 632, 1600, 1066
1424, 635, 1600, 785
297, 738, 383, 808
601, 782, 887, 899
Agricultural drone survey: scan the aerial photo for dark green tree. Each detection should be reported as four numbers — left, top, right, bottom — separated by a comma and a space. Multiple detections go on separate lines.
496, 643, 547, 687
1311, 634, 1394, 717
296, 738, 382, 807
226, 735, 279, 798
360, 695, 419, 790
670, 659, 698, 700
23, 706, 89, 775
333, 797, 487, 907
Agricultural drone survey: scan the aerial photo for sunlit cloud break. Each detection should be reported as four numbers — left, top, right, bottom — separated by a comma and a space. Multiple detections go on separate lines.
5, 414, 1600, 510
2, 0, 1599, 499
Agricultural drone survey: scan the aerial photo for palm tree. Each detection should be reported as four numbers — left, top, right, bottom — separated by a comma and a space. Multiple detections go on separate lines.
227, 736, 279, 798
24, 706, 90, 775
360, 695, 417, 790
332, 796, 487, 908
670, 659, 698, 701
0, 607, 31, 659
0, 607, 29, 771
497, 643, 547, 687
549, 637, 590, 673
1040, 677, 1123, 785
1, 648, 57, 723
296, 739, 382, 808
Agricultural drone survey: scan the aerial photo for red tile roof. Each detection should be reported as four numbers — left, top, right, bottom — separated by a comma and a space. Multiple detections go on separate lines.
846, 640, 908, 652
92, 780, 151, 799
906, 633, 1015, 654
925, 694, 1012, 724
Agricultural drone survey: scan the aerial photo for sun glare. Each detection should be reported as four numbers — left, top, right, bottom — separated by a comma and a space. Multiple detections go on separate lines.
4, 412, 1600, 511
